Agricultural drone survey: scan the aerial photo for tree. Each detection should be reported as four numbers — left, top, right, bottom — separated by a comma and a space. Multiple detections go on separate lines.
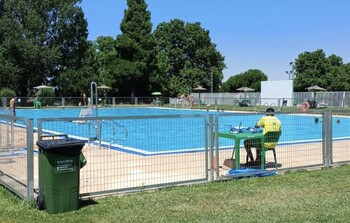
340, 63, 350, 91
94, 36, 119, 96
293, 49, 350, 91
0, 49, 21, 90
153, 19, 225, 96
115, 0, 156, 97
0, 0, 89, 96
76, 40, 100, 95
0, 87, 15, 106
53, 1, 90, 96
221, 69, 267, 92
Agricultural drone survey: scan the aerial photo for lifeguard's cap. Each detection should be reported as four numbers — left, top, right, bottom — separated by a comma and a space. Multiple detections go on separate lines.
266, 107, 275, 115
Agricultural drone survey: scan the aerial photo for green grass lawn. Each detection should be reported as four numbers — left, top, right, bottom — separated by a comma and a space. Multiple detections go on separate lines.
1, 165, 350, 222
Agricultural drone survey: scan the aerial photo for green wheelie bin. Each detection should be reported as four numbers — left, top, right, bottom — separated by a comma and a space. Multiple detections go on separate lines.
36, 138, 86, 214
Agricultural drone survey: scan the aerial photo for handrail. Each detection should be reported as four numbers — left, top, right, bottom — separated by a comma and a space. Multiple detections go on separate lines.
90, 82, 100, 147
90, 82, 98, 116
100, 120, 128, 147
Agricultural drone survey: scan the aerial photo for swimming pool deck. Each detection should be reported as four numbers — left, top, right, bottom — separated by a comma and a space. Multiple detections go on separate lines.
1, 123, 350, 197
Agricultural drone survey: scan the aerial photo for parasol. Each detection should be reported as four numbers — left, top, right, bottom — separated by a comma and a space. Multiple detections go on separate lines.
33, 85, 54, 90
236, 86, 255, 92
97, 85, 111, 105
193, 85, 207, 91
306, 85, 326, 103
97, 85, 112, 89
237, 86, 254, 99
306, 85, 326, 91
194, 85, 206, 97
151, 92, 162, 96
193, 85, 207, 107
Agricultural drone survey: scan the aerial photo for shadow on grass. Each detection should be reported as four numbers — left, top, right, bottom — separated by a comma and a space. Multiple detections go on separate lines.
80, 199, 99, 208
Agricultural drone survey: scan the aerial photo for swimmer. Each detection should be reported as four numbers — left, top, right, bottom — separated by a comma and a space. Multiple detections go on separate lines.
314, 117, 319, 124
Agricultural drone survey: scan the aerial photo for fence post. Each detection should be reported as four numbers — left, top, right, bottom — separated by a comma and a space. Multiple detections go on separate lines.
26, 119, 34, 202
322, 111, 333, 167
277, 98, 281, 111
212, 114, 219, 179
208, 114, 214, 181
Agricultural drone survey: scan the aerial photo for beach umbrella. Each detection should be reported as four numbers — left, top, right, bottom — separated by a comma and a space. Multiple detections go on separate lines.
151, 92, 162, 106
33, 85, 54, 90
193, 85, 206, 97
236, 86, 255, 92
97, 85, 111, 89
33, 85, 54, 97
151, 92, 162, 96
237, 86, 254, 99
306, 85, 326, 102
306, 85, 325, 91
193, 85, 207, 91
97, 85, 111, 104
193, 85, 207, 106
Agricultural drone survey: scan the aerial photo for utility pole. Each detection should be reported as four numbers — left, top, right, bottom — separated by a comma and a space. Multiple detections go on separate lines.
210, 69, 213, 93
285, 62, 295, 80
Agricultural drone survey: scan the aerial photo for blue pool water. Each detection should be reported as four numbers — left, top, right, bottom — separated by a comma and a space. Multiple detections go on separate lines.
14, 108, 350, 155
16, 107, 211, 120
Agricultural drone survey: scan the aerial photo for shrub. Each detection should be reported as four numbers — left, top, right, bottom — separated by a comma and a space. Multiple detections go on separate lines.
0, 88, 16, 97
0, 88, 16, 106
36, 88, 55, 106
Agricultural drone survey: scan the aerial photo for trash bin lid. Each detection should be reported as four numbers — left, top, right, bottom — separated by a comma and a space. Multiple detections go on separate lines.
37, 138, 85, 154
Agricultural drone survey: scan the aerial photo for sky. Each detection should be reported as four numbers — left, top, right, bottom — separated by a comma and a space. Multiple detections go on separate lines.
79, 0, 350, 81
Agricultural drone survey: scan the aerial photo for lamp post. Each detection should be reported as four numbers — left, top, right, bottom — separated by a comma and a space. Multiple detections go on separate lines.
285, 62, 295, 80
285, 70, 293, 80
210, 70, 213, 93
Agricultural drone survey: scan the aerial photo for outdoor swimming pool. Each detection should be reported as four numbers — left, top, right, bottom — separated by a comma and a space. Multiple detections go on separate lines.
13, 108, 350, 155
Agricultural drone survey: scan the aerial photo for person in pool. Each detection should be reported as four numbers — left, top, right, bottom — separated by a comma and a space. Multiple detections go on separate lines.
244, 107, 281, 165
10, 95, 16, 116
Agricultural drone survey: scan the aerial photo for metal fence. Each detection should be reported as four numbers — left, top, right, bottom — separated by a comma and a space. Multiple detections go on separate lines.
211, 111, 350, 180
36, 114, 210, 197
1, 91, 349, 109
187, 91, 350, 108
0, 111, 34, 202
0, 109, 350, 202
1, 96, 171, 108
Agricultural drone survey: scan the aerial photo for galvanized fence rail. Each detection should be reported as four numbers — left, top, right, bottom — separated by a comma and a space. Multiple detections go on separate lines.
36, 114, 210, 198
0, 113, 34, 202
1, 110, 350, 202
1, 91, 350, 108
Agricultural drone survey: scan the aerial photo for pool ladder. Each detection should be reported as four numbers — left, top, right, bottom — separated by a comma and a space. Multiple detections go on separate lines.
99, 120, 128, 148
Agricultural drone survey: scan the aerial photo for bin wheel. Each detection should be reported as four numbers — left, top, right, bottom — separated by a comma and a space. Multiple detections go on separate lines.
36, 194, 45, 210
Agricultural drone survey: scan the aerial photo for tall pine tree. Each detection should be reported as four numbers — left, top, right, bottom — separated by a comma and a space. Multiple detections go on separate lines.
115, 0, 155, 96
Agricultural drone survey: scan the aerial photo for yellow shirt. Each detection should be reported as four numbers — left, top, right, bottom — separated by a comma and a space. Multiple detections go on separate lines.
257, 116, 281, 148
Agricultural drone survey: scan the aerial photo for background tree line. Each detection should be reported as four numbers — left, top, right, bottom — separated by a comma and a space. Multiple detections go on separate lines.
293, 49, 350, 92
0, 0, 225, 97
1, 0, 349, 98
222, 49, 350, 93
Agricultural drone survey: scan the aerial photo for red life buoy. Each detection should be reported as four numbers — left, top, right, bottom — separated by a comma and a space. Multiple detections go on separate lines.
301, 102, 310, 111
